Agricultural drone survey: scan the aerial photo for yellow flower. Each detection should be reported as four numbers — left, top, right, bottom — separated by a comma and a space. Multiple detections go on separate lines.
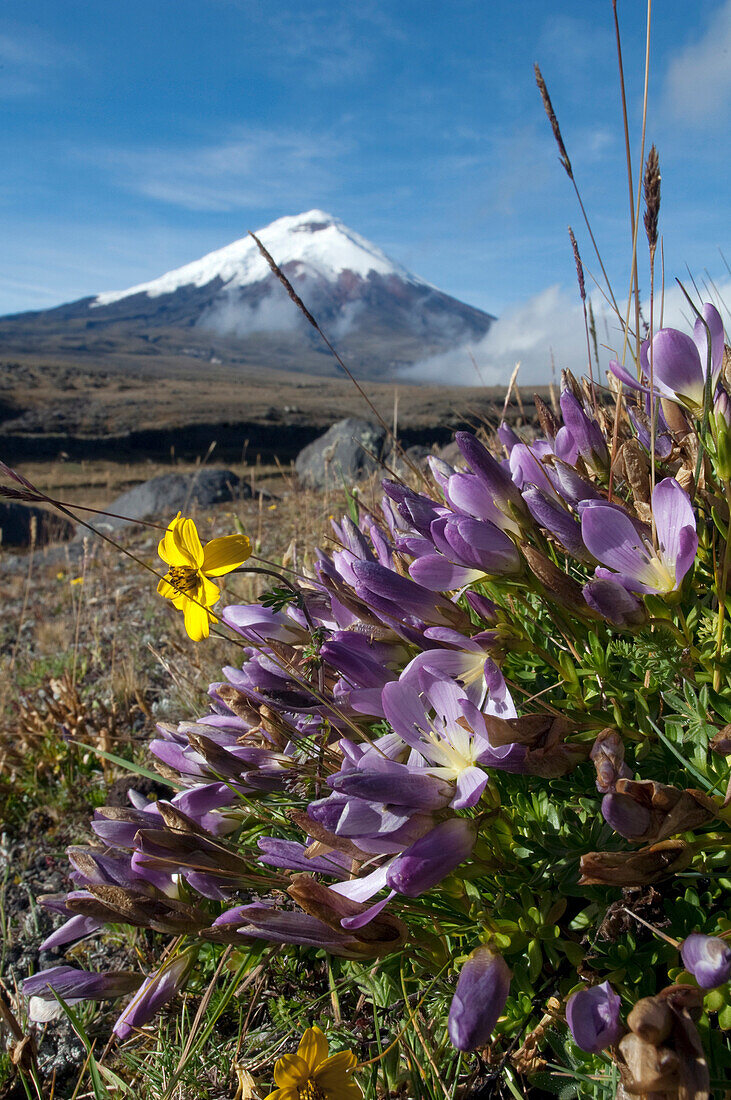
157, 513, 251, 641
265, 1026, 362, 1100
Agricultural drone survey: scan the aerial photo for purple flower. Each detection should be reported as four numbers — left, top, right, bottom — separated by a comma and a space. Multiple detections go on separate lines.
559, 390, 608, 472
497, 421, 521, 453
330, 764, 455, 811
581, 478, 697, 595
349, 559, 467, 630
509, 442, 557, 497
610, 303, 725, 413
601, 792, 653, 840
455, 431, 527, 517
221, 603, 306, 644
447, 947, 511, 1051
382, 481, 445, 537
566, 981, 623, 1052
522, 487, 587, 559
23, 966, 141, 1023
402, 634, 505, 709
211, 904, 356, 950
444, 471, 521, 535
410, 515, 521, 591
113, 948, 197, 1040
680, 934, 731, 989
382, 673, 521, 810
386, 818, 477, 897
257, 838, 351, 878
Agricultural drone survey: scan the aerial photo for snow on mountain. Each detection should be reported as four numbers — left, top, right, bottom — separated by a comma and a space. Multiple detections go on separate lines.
94, 210, 430, 306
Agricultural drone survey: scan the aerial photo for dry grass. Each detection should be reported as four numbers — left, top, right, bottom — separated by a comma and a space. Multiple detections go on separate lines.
0, 456, 356, 832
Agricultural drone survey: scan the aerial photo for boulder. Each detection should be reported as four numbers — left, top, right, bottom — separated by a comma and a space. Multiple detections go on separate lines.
295, 418, 387, 490
0, 502, 76, 548
92, 468, 247, 531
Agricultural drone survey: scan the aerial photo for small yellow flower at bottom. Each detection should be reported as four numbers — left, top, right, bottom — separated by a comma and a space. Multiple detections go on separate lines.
156, 513, 251, 641
264, 1026, 363, 1100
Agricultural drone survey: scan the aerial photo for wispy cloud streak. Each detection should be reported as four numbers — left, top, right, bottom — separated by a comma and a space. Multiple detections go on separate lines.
665, 0, 731, 124
90, 128, 349, 212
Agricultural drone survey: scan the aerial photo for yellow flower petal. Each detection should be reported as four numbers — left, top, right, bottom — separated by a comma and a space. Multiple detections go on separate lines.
262, 1090, 297, 1100
345, 1084, 364, 1099
297, 1026, 329, 1072
329, 1084, 363, 1100
201, 533, 251, 577
175, 517, 205, 568
200, 574, 220, 609
273, 1053, 310, 1088
315, 1050, 358, 1090
158, 513, 185, 566
157, 577, 176, 598
183, 598, 210, 641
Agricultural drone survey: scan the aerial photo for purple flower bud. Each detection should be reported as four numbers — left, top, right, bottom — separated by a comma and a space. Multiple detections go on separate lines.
39, 914, 101, 952
381, 481, 444, 538
210, 904, 354, 949
386, 818, 476, 897
522, 487, 587, 559
566, 981, 623, 1052
23, 966, 141, 1023
113, 948, 197, 1040
497, 421, 521, 453
583, 576, 647, 627
601, 792, 653, 840
715, 387, 731, 427
257, 837, 350, 878
559, 390, 608, 472
455, 432, 526, 515
331, 767, 454, 810
465, 591, 499, 623
350, 560, 466, 629
221, 603, 306, 644
448, 946, 511, 1051
680, 933, 731, 989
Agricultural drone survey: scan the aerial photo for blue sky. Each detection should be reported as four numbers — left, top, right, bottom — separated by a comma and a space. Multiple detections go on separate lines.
1, 0, 730, 340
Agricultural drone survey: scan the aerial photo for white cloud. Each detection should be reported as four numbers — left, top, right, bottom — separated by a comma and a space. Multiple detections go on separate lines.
408, 277, 731, 387
198, 288, 304, 338
538, 14, 614, 78
665, 0, 731, 124
0, 30, 80, 99
214, 0, 407, 85
92, 128, 348, 212
408, 284, 589, 386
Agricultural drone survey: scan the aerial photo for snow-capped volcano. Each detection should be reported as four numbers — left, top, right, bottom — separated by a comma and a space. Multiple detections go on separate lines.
1, 212, 495, 380
95, 210, 429, 305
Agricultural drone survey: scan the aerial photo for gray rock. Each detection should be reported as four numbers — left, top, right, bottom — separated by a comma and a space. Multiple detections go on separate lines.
0, 502, 75, 548
295, 418, 387, 489
92, 468, 248, 531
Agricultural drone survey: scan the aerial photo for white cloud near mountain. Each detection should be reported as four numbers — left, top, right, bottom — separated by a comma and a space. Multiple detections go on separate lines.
409, 277, 731, 387
665, 0, 731, 124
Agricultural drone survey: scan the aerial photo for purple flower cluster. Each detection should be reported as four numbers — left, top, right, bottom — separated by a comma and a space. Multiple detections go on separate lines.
21, 308, 727, 1045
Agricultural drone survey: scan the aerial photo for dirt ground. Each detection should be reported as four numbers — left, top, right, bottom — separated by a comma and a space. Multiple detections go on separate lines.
0, 352, 555, 464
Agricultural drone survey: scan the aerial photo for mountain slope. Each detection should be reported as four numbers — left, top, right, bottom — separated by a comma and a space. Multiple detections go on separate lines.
0, 211, 495, 380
